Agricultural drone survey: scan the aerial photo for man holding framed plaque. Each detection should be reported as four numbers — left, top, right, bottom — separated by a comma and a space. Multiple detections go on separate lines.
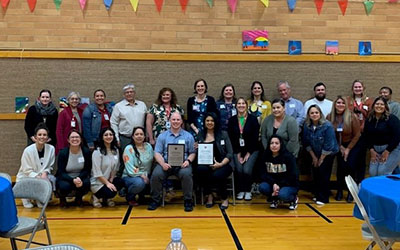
148, 112, 196, 212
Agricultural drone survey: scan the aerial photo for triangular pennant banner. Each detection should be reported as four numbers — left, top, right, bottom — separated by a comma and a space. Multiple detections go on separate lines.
27, 0, 36, 11
154, 0, 163, 12
287, 0, 296, 11
227, 0, 237, 12
179, 0, 188, 11
2, 0, 10, 8
259, 0, 269, 7
388, 0, 397, 3
314, 0, 323, 15
79, 0, 86, 10
363, 0, 374, 15
130, 0, 138, 11
53, 0, 61, 9
338, 0, 348, 15
103, 0, 112, 10
206, 0, 212, 7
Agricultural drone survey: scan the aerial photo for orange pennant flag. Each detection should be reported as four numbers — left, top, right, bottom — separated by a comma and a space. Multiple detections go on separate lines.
27, 0, 36, 11
2, 0, 10, 8
314, 0, 323, 15
154, 0, 162, 12
179, 0, 188, 11
338, 0, 348, 15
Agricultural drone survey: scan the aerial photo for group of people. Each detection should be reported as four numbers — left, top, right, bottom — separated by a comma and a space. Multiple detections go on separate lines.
16, 79, 400, 211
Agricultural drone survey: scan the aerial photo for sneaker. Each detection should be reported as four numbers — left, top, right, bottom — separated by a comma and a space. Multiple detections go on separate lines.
128, 200, 139, 206
22, 199, 34, 208
270, 200, 279, 209
36, 201, 43, 208
289, 196, 299, 210
147, 201, 160, 211
244, 192, 252, 201
92, 195, 102, 208
315, 200, 325, 206
236, 192, 244, 200
107, 199, 115, 207
184, 199, 194, 212
118, 188, 126, 197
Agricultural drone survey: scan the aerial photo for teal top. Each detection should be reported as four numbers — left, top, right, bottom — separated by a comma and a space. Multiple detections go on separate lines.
122, 142, 154, 177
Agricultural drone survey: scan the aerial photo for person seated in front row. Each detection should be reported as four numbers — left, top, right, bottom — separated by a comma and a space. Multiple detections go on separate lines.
196, 112, 233, 210
17, 123, 56, 208
148, 112, 196, 212
122, 126, 154, 206
259, 135, 299, 210
56, 130, 92, 208
90, 127, 124, 208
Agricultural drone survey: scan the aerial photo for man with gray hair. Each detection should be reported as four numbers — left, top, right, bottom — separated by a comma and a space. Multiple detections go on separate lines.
111, 84, 147, 151
277, 81, 304, 126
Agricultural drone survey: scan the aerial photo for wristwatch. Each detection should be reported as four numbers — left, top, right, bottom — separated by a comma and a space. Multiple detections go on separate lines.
186, 159, 192, 164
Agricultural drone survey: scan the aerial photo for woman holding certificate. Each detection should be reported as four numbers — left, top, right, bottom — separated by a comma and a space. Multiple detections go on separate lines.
196, 112, 233, 209
228, 97, 260, 201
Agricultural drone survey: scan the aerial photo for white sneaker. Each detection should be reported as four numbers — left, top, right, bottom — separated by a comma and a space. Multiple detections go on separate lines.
244, 192, 252, 201
92, 195, 102, 208
22, 199, 34, 208
236, 192, 244, 200
270, 200, 278, 209
107, 199, 115, 207
289, 196, 299, 210
315, 200, 325, 206
36, 201, 43, 208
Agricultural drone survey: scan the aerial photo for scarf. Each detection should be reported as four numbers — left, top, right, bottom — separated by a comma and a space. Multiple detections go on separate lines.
35, 100, 58, 116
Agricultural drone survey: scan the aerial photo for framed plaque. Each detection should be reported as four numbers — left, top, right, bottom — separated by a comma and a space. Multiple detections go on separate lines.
198, 143, 214, 165
167, 144, 185, 167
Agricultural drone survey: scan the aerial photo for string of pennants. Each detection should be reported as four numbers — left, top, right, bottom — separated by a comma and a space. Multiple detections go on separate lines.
1, 0, 392, 15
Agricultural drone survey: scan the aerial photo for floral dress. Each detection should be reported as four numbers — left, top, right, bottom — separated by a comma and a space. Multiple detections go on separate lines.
148, 104, 184, 139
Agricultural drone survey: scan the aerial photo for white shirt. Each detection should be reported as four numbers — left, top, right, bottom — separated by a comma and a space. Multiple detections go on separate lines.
303, 97, 333, 121
110, 99, 147, 142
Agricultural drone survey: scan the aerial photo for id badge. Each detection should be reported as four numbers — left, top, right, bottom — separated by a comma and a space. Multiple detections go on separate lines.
71, 120, 76, 127
336, 127, 343, 132
193, 105, 200, 111
289, 104, 295, 108
232, 109, 237, 116
363, 105, 368, 111
104, 114, 110, 120
178, 139, 185, 144
78, 157, 84, 163
221, 140, 225, 145
220, 104, 225, 109
239, 138, 245, 147
262, 104, 267, 109
166, 121, 171, 129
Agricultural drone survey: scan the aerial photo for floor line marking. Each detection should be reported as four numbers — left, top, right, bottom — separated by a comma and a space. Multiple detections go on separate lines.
305, 203, 333, 223
121, 205, 133, 225
221, 208, 244, 250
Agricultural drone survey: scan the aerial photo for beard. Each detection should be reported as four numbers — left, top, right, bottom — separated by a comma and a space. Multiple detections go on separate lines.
315, 94, 325, 101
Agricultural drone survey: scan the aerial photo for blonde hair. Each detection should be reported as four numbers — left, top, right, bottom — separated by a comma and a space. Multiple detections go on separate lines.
329, 96, 352, 130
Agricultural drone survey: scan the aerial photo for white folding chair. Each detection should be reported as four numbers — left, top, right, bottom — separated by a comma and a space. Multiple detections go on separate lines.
26, 244, 85, 250
345, 175, 400, 250
0, 178, 53, 250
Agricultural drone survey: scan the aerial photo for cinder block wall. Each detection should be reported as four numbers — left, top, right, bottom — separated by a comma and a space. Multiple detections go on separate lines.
1, 0, 400, 52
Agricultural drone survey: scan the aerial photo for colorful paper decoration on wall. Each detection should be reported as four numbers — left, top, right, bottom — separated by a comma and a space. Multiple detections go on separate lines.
27, 0, 37, 12
79, 0, 86, 10
288, 41, 301, 55
363, 0, 374, 15
104, 0, 112, 10
259, 0, 269, 7
338, 0, 348, 15
130, 0, 139, 11
314, 0, 323, 15
242, 30, 269, 51
287, 0, 296, 12
206, 0, 212, 7
15, 97, 29, 113
53, 0, 61, 9
326, 41, 339, 55
359, 41, 372, 55
179, 0, 188, 11
227, 0, 237, 12
388, 0, 397, 3
154, 0, 163, 12
2, 0, 10, 8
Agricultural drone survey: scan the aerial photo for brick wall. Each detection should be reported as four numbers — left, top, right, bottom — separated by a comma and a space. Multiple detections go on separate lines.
1, 0, 400, 52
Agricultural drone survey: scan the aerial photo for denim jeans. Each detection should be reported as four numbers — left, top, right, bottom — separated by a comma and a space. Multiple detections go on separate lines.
259, 182, 298, 202
369, 143, 400, 176
233, 151, 259, 192
123, 176, 147, 202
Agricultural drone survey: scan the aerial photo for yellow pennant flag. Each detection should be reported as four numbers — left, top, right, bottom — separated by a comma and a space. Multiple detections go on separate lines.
260, 0, 268, 7
130, 0, 139, 11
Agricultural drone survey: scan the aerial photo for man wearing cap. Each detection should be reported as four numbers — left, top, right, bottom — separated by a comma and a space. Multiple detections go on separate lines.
111, 84, 147, 152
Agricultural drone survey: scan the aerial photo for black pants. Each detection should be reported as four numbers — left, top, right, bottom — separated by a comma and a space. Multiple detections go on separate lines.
197, 164, 233, 200
56, 177, 90, 200
94, 177, 125, 200
336, 141, 362, 191
312, 154, 335, 203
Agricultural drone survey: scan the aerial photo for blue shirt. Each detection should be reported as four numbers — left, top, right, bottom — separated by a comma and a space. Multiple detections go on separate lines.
216, 100, 236, 131
283, 97, 304, 126
155, 129, 196, 162
302, 121, 339, 157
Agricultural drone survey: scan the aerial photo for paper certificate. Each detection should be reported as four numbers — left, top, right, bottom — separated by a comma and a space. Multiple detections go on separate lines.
167, 144, 185, 167
198, 143, 214, 165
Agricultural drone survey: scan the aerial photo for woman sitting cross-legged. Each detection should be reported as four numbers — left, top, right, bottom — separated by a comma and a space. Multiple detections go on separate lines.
196, 112, 233, 210
90, 127, 124, 208
122, 127, 154, 206
259, 135, 299, 210
56, 130, 92, 208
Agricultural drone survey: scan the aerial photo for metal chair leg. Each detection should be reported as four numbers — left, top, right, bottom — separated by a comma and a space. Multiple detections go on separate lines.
10, 238, 18, 250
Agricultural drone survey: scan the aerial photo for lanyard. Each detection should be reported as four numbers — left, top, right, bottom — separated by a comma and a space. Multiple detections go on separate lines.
238, 116, 247, 136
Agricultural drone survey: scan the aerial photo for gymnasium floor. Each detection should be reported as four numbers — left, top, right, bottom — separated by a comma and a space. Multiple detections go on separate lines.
2, 190, 390, 250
